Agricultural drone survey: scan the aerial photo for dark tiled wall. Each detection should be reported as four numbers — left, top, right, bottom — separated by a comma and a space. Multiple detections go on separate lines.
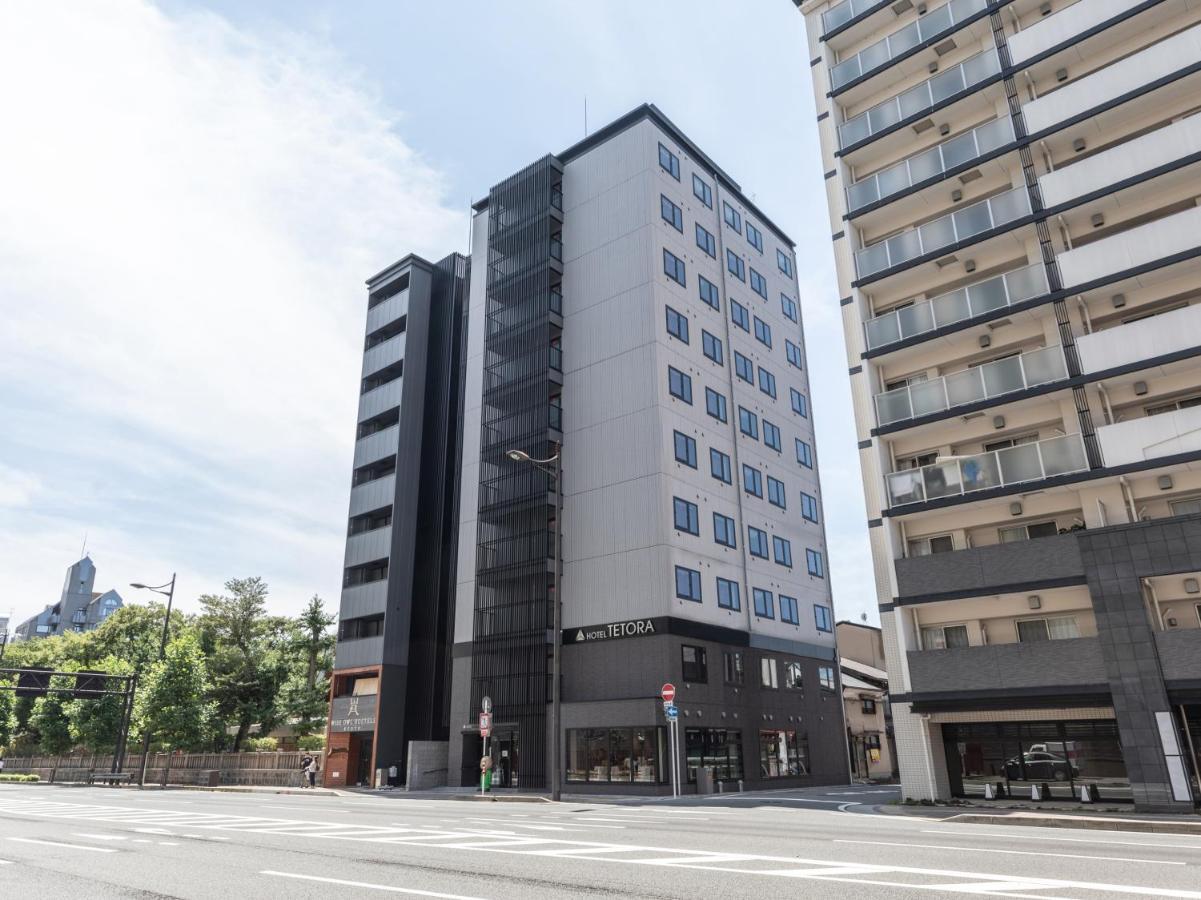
895, 531, 1084, 600
907, 637, 1107, 694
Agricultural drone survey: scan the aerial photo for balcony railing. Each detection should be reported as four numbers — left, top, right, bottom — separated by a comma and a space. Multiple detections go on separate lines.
822, 0, 886, 35
864, 263, 1049, 350
886, 433, 1089, 507
549, 344, 562, 372
838, 48, 1001, 149
549, 237, 563, 261
855, 185, 1031, 279
549, 289, 563, 316
549, 403, 562, 431
848, 117, 1015, 213
831, 0, 988, 90
550, 186, 563, 211
875, 344, 1068, 426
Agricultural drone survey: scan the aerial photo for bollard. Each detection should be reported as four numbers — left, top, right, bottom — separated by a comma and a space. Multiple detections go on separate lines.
1030, 783, 1042, 801
984, 783, 997, 800
737, 779, 744, 793
1079, 783, 1099, 803
717, 780, 724, 793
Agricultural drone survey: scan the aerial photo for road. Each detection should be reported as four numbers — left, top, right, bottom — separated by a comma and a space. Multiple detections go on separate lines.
1, 783, 1200, 898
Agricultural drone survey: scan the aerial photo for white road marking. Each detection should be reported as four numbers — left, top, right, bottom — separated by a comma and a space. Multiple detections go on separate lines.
7, 837, 117, 853
72, 832, 127, 841
158, 842, 179, 846
261, 871, 488, 899
834, 838, 1187, 866
922, 829, 1201, 850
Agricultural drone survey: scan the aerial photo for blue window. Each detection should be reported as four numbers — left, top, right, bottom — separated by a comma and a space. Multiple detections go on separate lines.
801, 492, 819, 522
753, 587, 774, 619
785, 340, 803, 369
806, 548, 825, 578
727, 249, 745, 281
738, 406, 759, 439
663, 248, 686, 286
698, 275, 720, 310
661, 194, 683, 232
731, 299, 750, 332
705, 387, 727, 422
713, 512, 737, 548
693, 173, 713, 208
753, 316, 772, 348
780, 294, 798, 322
780, 595, 799, 625
675, 565, 702, 602
717, 578, 741, 611
796, 439, 813, 468
749, 267, 767, 299
673, 430, 697, 468
668, 366, 692, 404
767, 476, 786, 509
734, 351, 753, 383
746, 222, 764, 253
773, 535, 793, 568
743, 465, 763, 498
659, 143, 680, 180
814, 603, 833, 632
758, 367, 777, 399
695, 223, 716, 258
665, 305, 689, 343
702, 330, 723, 364
710, 447, 732, 484
763, 420, 782, 452
748, 526, 769, 558
723, 201, 742, 234
790, 388, 808, 418
673, 497, 700, 535
777, 248, 793, 277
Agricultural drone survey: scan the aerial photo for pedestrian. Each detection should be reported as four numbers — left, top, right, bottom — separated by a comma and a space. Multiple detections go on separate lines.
299, 752, 313, 788
306, 757, 319, 789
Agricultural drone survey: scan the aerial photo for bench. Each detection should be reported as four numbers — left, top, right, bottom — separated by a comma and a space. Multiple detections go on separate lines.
87, 772, 134, 786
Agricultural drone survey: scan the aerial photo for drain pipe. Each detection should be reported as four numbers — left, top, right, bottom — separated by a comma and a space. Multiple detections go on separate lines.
1119, 475, 1137, 523
1096, 383, 1115, 425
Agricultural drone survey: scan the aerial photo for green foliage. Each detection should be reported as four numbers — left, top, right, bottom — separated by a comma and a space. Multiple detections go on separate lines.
296, 734, 325, 751
0, 774, 40, 783
134, 633, 213, 751
66, 657, 134, 753
244, 736, 278, 752
276, 595, 334, 737
30, 678, 74, 755
0, 674, 14, 749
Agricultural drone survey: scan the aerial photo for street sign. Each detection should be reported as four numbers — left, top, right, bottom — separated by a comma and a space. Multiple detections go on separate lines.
663, 704, 678, 720
660, 683, 676, 703
479, 712, 492, 737
481, 696, 492, 714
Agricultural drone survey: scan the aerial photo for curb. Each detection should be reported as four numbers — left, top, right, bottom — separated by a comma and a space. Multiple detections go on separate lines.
941, 812, 1201, 835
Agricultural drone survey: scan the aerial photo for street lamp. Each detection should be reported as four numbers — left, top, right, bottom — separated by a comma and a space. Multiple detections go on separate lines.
506, 445, 563, 802
130, 574, 176, 787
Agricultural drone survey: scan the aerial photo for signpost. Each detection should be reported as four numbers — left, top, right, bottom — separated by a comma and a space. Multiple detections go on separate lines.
661, 683, 680, 797
479, 697, 492, 794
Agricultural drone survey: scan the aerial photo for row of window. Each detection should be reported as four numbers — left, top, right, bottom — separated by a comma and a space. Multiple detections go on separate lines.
675, 555, 827, 616
683, 644, 837, 690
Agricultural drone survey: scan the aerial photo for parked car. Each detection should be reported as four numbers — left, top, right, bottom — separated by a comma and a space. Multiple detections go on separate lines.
1005, 751, 1077, 781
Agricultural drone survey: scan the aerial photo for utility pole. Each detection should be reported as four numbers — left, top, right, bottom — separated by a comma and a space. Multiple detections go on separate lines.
129, 575, 176, 785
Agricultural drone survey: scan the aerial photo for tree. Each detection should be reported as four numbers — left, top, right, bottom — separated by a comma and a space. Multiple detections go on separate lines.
65, 657, 133, 753
89, 604, 191, 675
30, 679, 74, 755
133, 634, 212, 751
277, 595, 335, 736
0, 677, 15, 750
297, 595, 335, 691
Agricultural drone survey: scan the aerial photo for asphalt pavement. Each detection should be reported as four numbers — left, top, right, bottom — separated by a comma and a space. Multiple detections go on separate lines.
1, 782, 1200, 898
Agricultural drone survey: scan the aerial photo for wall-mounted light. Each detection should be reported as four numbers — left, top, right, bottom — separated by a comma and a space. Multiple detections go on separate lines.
1055, 67, 1068, 83
1158, 474, 1174, 490
1183, 578, 1199, 595
1090, 213, 1105, 228
1134, 381, 1148, 396
994, 415, 1006, 429
1028, 595, 1042, 609
979, 334, 991, 348
951, 188, 963, 202
1010, 501, 1023, 516
1072, 137, 1087, 153
1111, 293, 1126, 309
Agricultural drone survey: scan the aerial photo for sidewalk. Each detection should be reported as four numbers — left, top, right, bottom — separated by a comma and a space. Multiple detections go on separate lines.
881, 802, 1201, 835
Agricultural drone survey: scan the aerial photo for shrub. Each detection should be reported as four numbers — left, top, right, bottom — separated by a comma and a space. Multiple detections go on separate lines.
244, 736, 278, 752
296, 734, 325, 751
0, 773, 40, 783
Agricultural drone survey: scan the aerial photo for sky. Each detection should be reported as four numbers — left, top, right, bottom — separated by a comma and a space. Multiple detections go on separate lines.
0, 0, 875, 629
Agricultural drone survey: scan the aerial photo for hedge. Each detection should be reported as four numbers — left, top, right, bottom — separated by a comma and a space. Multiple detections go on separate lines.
0, 774, 40, 783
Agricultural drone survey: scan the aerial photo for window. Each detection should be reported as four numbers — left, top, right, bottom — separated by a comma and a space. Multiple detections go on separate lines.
695, 223, 716, 257
779, 595, 799, 625
661, 194, 683, 231
921, 624, 969, 649
702, 330, 724, 364
566, 727, 664, 784
723, 201, 742, 233
999, 521, 1059, 543
801, 492, 819, 522
705, 387, 728, 422
734, 351, 753, 383
753, 588, 775, 619
908, 534, 954, 557
723, 650, 744, 683
713, 512, 737, 548
763, 420, 781, 452
339, 614, 384, 640
785, 340, 803, 369
746, 222, 764, 253
777, 248, 793, 277
698, 275, 721, 310
673, 430, 697, 468
673, 497, 700, 535
1146, 395, 1201, 416
668, 366, 692, 404
717, 578, 741, 612
727, 249, 746, 281
749, 268, 767, 299
693, 173, 713, 208
738, 406, 759, 439
767, 476, 786, 509
682, 644, 708, 682
731, 299, 750, 331
659, 142, 680, 179
1017, 616, 1081, 643
790, 388, 808, 417
784, 662, 804, 690
748, 526, 769, 558
814, 604, 832, 632
760, 656, 778, 688
675, 565, 702, 602
743, 466, 764, 499
663, 248, 686, 286
781, 294, 798, 322
753, 316, 772, 348
796, 439, 813, 468
710, 447, 732, 484
1170, 497, 1201, 516
818, 666, 836, 691
773, 535, 793, 568
758, 367, 777, 399
684, 728, 744, 783
665, 305, 689, 343
862, 698, 877, 714
806, 548, 825, 578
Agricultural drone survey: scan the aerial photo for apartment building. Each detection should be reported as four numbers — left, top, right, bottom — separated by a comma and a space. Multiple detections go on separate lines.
837, 619, 897, 780
794, 0, 1201, 811
13, 557, 122, 641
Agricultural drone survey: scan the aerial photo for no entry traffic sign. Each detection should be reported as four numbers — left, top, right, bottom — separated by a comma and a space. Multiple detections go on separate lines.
661, 683, 676, 703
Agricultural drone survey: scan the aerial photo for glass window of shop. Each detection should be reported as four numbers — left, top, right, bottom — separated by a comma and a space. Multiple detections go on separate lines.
685, 728, 743, 783
566, 727, 666, 784
759, 729, 810, 778
942, 720, 1129, 802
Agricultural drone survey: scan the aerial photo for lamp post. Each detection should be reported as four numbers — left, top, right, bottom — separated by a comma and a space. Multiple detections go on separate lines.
129, 575, 176, 786
506, 445, 562, 802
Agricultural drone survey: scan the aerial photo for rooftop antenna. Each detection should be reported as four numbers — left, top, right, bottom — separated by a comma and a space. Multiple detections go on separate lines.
80, 532, 88, 558
584, 96, 588, 137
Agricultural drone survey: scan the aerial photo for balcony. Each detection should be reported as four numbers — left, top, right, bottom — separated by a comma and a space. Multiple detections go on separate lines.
1057, 205, 1201, 291
353, 424, 400, 469
865, 263, 1049, 351
1077, 302, 1201, 376
895, 531, 1084, 599
348, 473, 396, 518
907, 637, 1106, 694
855, 185, 1031, 280
847, 117, 1015, 214
886, 433, 1089, 507
821, 0, 888, 37
366, 289, 407, 336
1009, 0, 1168, 67
1096, 404, 1201, 468
362, 332, 406, 377
1157, 629, 1201, 682
875, 345, 1068, 427
338, 579, 388, 620
358, 376, 403, 422
838, 48, 1001, 150
345, 526, 393, 569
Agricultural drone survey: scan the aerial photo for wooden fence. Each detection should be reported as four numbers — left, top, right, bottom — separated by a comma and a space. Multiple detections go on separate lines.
1, 751, 312, 787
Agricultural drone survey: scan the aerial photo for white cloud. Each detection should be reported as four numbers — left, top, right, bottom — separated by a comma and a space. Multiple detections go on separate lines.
0, 0, 466, 621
